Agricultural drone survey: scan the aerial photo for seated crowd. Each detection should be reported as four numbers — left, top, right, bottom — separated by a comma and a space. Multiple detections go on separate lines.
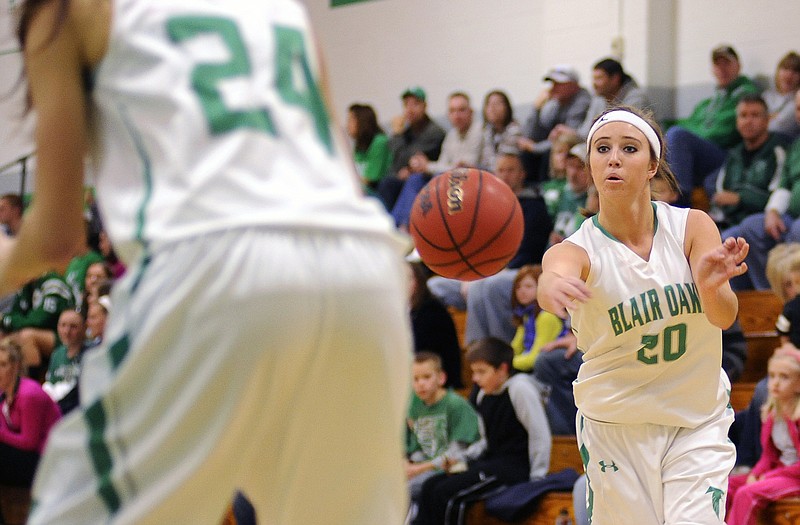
5, 44, 800, 525
346, 45, 800, 524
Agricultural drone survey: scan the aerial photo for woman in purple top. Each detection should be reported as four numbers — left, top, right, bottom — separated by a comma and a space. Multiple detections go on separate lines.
0, 338, 60, 486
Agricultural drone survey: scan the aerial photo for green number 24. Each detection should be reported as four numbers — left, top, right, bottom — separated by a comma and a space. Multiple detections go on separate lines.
167, 16, 333, 153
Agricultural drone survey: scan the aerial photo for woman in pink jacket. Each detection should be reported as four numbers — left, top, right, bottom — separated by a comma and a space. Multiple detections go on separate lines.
727, 344, 800, 524
0, 338, 60, 487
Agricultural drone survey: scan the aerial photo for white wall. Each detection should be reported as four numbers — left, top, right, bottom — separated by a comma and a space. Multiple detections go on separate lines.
303, 0, 798, 126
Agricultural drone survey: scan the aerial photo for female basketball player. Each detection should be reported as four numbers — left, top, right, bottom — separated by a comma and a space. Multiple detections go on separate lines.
538, 106, 748, 524
12, 1, 410, 523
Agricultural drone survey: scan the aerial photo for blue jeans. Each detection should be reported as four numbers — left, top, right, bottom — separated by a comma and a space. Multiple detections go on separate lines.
722, 212, 800, 290
665, 126, 727, 205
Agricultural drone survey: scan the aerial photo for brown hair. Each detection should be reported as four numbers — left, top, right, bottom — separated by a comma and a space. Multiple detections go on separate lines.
466, 337, 513, 370
587, 105, 680, 200
511, 265, 542, 327
413, 351, 443, 372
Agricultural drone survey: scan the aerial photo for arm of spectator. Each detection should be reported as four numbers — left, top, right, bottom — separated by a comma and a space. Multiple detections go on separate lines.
2, 277, 72, 332
509, 374, 552, 480
0, 386, 58, 452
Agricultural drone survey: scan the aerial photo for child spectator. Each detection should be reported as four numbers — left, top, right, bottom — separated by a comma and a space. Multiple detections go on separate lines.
42, 309, 88, 415
406, 352, 480, 518
0, 338, 61, 487
414, 338, 551, 525
726, 346, 800, 524
86, 296, 111, 349
510, 265, 567, 372
776, 249, 800, 348
64, 221, 104, 311
408, 261, 464, 389
82, 261, 113, 313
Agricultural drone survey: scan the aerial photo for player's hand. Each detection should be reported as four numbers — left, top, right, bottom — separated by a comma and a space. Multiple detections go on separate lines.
540, 274, 590, 319
764, 209, 786, 240
695, 236, 749, 291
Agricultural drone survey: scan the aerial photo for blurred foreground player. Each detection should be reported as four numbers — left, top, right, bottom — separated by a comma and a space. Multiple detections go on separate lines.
14, 0, 411, 523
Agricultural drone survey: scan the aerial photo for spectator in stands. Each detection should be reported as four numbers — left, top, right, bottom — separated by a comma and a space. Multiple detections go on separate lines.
518, 65, 591, 181
64, 221, 104, 312
509, 265, 567, 373
541, 132, 581, 216
0, 338, 60, 487
408, 261, 464, 389
707, 94, 787, 229
554, 58, 650, 141
42, 309, 87, 414
726, 346, 800, 524
477, 90, 522, 172
0, 194, 23, 237
394, 91, 483, 230
377, 87, 446, 211
666, 45, 759, 205
347, 103, 391, 195
723, 90, 800, 290
82, 261, 113, 312
763, 51, 800, 141
548, 143, 593, 246
1, 272, 73, 376
405, 352, 480, 520
414, 338, 551, 525
97, 230, 125, 279
409, 91, 483, 175
428, 149, 552, 344
85, 295, 110, 349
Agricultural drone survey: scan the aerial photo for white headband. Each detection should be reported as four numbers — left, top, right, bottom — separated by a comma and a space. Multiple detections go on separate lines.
586, 110, 661, 160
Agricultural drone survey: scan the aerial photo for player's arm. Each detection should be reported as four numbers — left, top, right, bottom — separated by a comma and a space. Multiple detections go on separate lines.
685, 209, 747, 329
537, 241, 591, 319
0, 1, 107, 295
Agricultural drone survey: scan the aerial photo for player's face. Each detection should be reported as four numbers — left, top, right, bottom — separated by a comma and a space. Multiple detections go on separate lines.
412, 361, 444, 405
767, 356, 800, 405
589, 121, 656, 197
736, 101, 769, 142
448, 95, 473, 133
515, 275, 538, 307
0, 350, 18, 393
470, 361, 507, 394
57, 311, 84, 348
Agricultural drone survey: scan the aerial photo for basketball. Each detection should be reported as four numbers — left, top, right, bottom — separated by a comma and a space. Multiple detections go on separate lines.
409, 168, 524, 281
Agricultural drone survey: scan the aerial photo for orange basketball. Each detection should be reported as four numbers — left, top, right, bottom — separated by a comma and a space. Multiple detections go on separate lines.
409, 168, 524, 281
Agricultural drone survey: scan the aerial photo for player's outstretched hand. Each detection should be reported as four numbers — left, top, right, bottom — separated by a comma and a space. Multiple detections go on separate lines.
695, 236, 749, 291
539, 274, 591, 319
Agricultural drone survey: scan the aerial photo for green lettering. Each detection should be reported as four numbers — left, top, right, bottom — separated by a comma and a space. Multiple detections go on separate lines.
630, 296, 644, 328
676, 283, 692, 314
647, 289, 663, 321
685, 282, 703, 313
609, 306, 623, 336
639, 292, 652, 323
664, 285, 679, 316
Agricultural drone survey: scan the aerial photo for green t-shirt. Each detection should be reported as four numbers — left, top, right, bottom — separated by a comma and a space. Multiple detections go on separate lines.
65, 250, 104, 308
406, 389, 480, 460
353, 133, 392, 188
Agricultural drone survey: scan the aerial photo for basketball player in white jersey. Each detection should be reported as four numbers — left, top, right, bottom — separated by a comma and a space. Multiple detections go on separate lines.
11, 1, 411, 523
538, 107, 749, 524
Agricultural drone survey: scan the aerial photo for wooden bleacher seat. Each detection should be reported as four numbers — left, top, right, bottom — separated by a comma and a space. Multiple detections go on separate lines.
464, 436, 582, 525
0, 485, 31, 525
759, 497, 800, 524
730, 382, 758, 412
736, 290, 783, 383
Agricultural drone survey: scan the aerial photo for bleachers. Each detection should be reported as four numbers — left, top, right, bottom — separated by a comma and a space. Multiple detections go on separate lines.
443, 289, 797, 524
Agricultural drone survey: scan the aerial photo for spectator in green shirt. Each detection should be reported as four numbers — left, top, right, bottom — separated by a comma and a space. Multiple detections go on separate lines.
666, 45, 759, 205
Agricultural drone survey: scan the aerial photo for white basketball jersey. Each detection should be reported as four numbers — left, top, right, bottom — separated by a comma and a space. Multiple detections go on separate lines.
90, 0, 394, 263
567, 201, 729, 428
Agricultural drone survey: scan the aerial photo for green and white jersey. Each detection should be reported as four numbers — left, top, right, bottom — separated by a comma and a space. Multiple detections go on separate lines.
567, 201, 729, 428
90, 0, 395, 264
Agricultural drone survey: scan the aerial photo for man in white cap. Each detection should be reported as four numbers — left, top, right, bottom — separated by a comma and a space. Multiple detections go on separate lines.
518, 65, 591, 181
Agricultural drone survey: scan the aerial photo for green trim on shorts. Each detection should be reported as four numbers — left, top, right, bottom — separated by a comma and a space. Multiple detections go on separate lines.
115, 103, 153, 247
109, 335, 130, 370
85, 399, 122, 514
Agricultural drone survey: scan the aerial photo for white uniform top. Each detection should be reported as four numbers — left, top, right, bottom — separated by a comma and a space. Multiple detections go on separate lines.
567, 201, 729, 428
90, 0, 395, 264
